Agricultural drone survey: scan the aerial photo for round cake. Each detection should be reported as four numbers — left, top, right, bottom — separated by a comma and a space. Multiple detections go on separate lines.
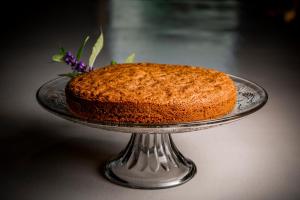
65, 63, 237, 124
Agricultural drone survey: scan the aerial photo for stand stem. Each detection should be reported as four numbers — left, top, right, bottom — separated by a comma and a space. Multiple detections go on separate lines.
104, 133, 196, 189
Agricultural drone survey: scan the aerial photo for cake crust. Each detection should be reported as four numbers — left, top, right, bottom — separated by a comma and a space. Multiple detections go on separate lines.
65, 63, 237, 123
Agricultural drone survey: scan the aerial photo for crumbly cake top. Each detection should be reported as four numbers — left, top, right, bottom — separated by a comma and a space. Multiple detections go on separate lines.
67, 63, 235, 105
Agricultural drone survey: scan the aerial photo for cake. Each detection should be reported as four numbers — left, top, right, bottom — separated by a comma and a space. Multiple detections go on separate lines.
65, 63, 237, 124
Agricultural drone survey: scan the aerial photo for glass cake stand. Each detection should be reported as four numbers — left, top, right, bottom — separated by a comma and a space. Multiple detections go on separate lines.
36, 75, 268, 189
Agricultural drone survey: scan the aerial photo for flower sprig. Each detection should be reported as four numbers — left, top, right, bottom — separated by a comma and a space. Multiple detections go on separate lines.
52, 31, 104, 78
52, 31, 136, 78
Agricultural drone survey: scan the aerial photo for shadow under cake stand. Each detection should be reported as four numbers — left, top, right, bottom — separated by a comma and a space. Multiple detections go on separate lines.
37, 75, 268, 189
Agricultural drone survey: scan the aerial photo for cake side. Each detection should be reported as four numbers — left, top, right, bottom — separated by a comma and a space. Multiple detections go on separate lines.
65, 90, 236, 123
66, 63, 237, 123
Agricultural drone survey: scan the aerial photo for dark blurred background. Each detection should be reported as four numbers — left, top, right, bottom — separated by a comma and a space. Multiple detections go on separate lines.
1, 1, 300, 200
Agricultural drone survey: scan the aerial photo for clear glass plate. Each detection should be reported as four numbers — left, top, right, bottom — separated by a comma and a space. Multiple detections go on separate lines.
36, 75, 268, 189
36, 75, 268, 134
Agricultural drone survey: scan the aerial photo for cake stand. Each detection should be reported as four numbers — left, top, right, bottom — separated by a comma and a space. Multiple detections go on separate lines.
36, 75, 268, 189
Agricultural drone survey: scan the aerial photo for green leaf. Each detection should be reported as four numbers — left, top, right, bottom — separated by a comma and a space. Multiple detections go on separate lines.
124, 53, 135, 63
59, 47, 66, 54
89, 31, 104, 67
52, 54, 64, 62
76, 36, 90, 60
111, 60, 117, 65
52, 47, 66, 62
58, 72, 81, 78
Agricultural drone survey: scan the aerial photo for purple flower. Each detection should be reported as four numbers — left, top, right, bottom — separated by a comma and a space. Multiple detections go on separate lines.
66, 51, 72, 57
62, 51, 92, 74
64, 51, 76, 66
64, 56, 71, 65
71, 60, 78, 67
75, 61, 87, 72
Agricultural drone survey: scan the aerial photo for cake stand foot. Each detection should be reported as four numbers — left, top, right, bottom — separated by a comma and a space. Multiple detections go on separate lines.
104, 133, 196, 189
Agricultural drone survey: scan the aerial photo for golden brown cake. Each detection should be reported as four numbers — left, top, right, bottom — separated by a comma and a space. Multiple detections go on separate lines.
65, 63, 237, 124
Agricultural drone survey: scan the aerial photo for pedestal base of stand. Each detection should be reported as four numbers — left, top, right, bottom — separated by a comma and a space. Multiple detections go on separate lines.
104, 133, 196, 189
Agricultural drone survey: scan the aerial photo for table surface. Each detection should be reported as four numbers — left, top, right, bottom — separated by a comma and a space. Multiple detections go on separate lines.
1, 1, 300, 200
